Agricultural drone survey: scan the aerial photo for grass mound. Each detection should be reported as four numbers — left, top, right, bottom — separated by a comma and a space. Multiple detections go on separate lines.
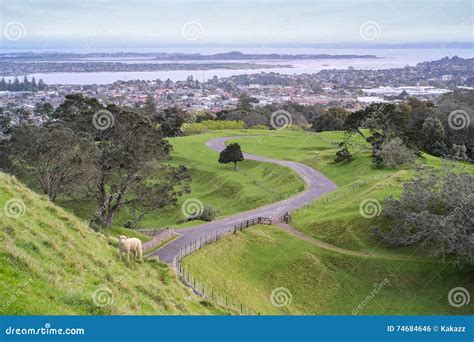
0, 172, 224, 315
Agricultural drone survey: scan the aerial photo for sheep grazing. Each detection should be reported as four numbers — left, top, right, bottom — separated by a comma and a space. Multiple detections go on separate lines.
118, 235, 143, 262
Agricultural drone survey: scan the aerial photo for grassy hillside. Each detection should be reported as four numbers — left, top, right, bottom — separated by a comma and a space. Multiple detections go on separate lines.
0, 172, 225, 315
61, 130, 304, 230
181, 131, 473, 315
182, 225, 473, 315
228, 131, 473, 253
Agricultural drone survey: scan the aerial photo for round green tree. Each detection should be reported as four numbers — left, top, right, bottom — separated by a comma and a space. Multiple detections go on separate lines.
218, 143, 244, 170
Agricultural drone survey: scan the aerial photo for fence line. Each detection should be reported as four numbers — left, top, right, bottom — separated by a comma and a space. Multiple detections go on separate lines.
232, 216, 272, 232
171, 214, 292, 314
138, 227, 173, 237
142, 228, 175, 252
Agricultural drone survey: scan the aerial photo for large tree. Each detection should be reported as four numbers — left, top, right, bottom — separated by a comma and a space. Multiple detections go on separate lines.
5, 124, 94, 201
218, 143, 244, 170
53, 94, 191, 228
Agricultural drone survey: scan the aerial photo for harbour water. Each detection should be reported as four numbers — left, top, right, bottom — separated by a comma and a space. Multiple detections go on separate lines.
2, 48, 473, 85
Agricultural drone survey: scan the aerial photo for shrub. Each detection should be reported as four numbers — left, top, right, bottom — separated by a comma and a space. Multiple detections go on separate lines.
376, 137, 417, 168
199, 206, 216, 222
370, 169, 474, 266
249, 124, 269, 130
182, 120, 245, 135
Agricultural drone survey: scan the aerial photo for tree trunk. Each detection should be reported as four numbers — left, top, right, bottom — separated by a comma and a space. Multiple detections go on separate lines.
234, 162, 238, 171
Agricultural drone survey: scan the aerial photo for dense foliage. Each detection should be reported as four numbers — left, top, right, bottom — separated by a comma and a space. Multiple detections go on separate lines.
371, 169, 474, 266
2, 94, 191, 228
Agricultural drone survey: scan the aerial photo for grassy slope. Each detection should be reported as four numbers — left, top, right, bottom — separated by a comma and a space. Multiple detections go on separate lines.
229, 131, 474, 253
0, 173, 226, 315
182, 225, 473, 315
61, 130, 304, 230
181, 130, 473, 315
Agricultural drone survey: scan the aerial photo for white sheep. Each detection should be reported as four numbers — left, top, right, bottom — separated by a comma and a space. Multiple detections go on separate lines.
118, 235, 143, 262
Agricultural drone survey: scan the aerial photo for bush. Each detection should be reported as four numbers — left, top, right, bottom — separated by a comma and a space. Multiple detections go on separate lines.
249, 124, 269, 130
376, 137, 417, 168
370, 169, 474, 266
182, 120, 245, 135
199, 206, 216, 222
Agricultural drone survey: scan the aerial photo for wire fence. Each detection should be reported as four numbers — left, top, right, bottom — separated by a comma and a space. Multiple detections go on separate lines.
171, 216, 287, 315
141, 228, 175, 252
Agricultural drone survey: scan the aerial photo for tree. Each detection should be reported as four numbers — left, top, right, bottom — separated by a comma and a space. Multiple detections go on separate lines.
155, 107, 187, 137
218, 143, 244, 170
237, 93, 258, 111
143, 94, 157, 118
5, 124, 94, 201
312, 107, 349, 132
334, 132, 354, 163
370, 169, 474, 266
53, 94, 191, 228
243, 112, 267, 128
421, 117, 446, 157
34, 102, 54, 123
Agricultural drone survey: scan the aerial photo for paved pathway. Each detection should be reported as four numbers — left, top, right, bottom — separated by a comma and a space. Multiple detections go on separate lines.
149, 136, 338, 263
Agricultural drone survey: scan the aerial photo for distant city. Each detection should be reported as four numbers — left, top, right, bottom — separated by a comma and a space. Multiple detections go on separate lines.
0, 55, 472, 118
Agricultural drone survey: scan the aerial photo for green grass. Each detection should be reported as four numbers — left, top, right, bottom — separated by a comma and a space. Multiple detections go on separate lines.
0, 172, 226, 315
182, 225, 473, 315
227, 131, 473, 252
60, 130, 304, 230
181, 130, 473, 315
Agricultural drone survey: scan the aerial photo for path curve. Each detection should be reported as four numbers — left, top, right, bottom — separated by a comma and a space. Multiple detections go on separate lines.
150, 136, 337, 263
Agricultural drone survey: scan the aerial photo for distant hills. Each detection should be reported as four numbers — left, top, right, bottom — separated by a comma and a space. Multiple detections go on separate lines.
0, 51, 377, 62
154, 51, 378, 60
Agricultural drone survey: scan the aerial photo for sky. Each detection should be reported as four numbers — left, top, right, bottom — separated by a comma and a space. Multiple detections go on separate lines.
0, 0, 473, 49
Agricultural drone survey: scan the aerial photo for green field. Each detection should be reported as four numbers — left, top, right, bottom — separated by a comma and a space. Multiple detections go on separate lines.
60, 130, 304, 230
1, 129, 472, 315
182, 225, 472, 315
0, 172, 225, 315
181, 130, 473, 315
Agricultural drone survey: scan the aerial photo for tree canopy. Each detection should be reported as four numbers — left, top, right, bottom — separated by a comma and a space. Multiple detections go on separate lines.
218, 143, 244, 170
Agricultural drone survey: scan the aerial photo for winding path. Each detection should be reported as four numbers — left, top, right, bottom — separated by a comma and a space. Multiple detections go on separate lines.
150, 136, 338, 263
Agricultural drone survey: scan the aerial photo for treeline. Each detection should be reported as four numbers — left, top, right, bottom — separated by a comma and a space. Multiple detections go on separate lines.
1, 94, 191, 230
0, 76, 47, 92
308, 91, 474, 166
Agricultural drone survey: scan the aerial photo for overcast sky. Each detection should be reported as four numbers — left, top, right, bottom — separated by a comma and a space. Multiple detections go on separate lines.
1, 0, 473, 48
